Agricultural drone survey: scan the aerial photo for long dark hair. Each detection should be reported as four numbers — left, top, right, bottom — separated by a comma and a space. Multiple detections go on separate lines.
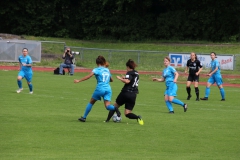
96, 55, 108, 66
126, 59, 137, 69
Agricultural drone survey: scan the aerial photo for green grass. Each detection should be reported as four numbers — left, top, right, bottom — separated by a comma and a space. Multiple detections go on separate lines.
0, 70, 240, 160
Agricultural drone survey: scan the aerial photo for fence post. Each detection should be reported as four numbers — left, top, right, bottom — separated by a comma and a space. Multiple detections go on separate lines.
109, 50, 112, 62
138, 51, 140, 64
81, 48, 83, 61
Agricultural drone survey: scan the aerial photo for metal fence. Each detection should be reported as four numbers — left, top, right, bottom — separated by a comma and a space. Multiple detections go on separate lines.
0, 40, 41, 62
65, 46, 170, 70
66, 46, 240, 71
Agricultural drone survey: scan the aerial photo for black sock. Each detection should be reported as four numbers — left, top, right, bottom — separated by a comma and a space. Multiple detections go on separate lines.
195, 87, 199, 98
186, 87, 191, 96
106, 110, 115, 121
126, 113, 139, 119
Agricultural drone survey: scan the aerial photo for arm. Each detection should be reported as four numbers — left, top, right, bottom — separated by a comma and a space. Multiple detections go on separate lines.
68, 52, 74, 59
22, 63, 32, 67
185, 66, 189, 73
152, 77, 165, 82
62, 49, 67, 59
22, 57, 32, 67
18, 62, 21, 70
173, 71, 179, 83
196, 67, 203, 76
74, 72, 94, 83
207, 67, 218, 76
116, 76, 130, 84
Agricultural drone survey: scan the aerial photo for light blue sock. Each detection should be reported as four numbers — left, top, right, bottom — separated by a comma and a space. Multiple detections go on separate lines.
17, 80, 22, 88
83, 103, 93, 118
172, 98, 184, 107
106, 105, 115, 111
28, 83, 33, 92
220, 88, 225, 99
165, 101, 173, 111
205, 87, 210, 98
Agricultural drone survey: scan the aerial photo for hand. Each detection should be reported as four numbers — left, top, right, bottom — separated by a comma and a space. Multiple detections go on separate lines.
152, 78, 158, 81
196, 72, 199, 76
185, 70, 188, 74
207, 73, 211, 77
173, 79, 177, 83
116, 76, 121, 80
74, 79, 80, 83
22, 63, 27, 66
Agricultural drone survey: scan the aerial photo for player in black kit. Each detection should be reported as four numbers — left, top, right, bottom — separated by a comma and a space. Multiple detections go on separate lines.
105, 59, 144, 125
185, 52, 203, 101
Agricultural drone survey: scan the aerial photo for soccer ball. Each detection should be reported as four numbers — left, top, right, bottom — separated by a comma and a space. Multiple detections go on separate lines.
112, 113, 122, 122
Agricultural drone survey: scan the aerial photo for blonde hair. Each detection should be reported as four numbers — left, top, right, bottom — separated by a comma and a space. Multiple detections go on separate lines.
164, 56, 171, 62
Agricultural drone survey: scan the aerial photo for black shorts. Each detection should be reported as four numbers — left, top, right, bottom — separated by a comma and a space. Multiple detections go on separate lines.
187, 74, 199, 82
116, 91, 137, 110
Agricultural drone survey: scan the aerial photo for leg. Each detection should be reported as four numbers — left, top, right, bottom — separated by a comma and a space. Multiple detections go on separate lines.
125, 109, 138, 119
70, 64, 75, 75
216, 77, 225, 101
186, 81, 192, 100
25, 73, 33, 93
165, 95, 174, 113
104, 101, 121, 117
170, 96, 188, 112
105, 102, 119, 122
201, 82, 212, 100
59, 63, 67, 75
194, 82, 199, 101
218, 85, 225, 101
125, 109, 144, 125
79, 98, 97, 122
17, 76, 23, 89
27, 82, 33, 93
16, 71, 24, 93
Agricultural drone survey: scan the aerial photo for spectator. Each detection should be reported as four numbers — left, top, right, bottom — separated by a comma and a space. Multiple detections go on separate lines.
59, 47, 74, 75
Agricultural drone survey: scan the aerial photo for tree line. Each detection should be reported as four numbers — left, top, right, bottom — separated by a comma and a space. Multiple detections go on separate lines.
1, 0, 240, 42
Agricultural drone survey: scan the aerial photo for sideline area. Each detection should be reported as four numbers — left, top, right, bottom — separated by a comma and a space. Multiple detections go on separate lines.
1, 65, 240, 88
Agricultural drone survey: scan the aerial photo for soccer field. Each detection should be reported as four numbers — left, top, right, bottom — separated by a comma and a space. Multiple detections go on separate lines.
0, 70, 239, 160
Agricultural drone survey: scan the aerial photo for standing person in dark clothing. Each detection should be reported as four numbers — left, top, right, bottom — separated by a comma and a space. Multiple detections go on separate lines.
105, 59, 144, 125
59, 47, 75, 75
185, 52, 203, 101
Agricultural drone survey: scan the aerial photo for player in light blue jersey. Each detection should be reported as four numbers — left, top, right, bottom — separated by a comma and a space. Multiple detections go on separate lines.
152, 57, 187, 113
74, 55, 121, 122
200, 52, 225, 101
16, 48, 33, 94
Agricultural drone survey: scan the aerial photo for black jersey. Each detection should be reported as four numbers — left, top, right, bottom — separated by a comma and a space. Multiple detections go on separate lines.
186, 59, 203, 75
121, 70, 139, 93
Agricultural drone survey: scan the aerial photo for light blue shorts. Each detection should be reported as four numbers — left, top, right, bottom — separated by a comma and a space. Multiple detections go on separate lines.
164, 82, 177, 97
18, 71, 33, 82
208, 74, 223, 86
92, 89, 112, 101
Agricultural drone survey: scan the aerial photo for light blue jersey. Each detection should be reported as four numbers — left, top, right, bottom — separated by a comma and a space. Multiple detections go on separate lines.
208, 59, 223, 86
162, 65, 177, 96
19, 55, 33, 73
91, 66, 112, 101
18, 55, 33, 82
210, 59, 221, 75
162, 65, 176, 86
